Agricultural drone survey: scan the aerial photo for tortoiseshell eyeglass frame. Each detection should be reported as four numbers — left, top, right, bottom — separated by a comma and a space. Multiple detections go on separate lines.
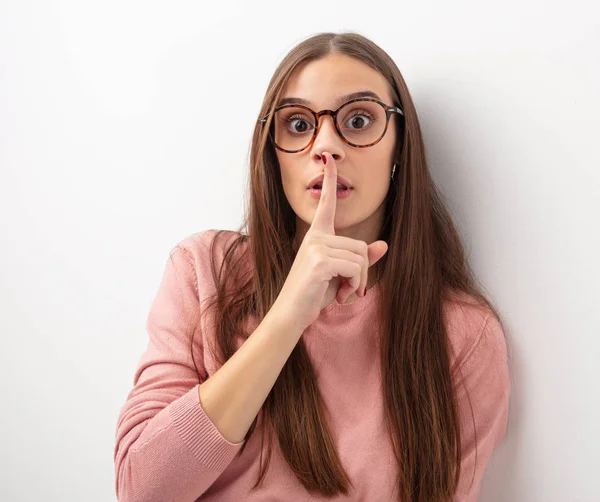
257, 97, 405, 153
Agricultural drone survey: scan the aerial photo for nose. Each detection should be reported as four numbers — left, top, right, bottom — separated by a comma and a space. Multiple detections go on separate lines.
311, 115, 344, 163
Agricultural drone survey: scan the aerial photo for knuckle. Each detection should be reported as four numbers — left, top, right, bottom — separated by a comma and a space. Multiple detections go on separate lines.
311, 247, 327, 267
306, 231, 323, 246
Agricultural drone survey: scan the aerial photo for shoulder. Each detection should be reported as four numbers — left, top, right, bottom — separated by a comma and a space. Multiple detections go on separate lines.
442, 290, 509, 377
170, 229, 247, 264
166, 229, 249, 293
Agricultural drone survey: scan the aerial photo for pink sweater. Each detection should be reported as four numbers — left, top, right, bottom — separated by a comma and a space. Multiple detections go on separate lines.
114, 230, 510, 502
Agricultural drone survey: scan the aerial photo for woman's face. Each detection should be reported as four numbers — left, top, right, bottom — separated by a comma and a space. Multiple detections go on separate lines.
276, 53, 398, 245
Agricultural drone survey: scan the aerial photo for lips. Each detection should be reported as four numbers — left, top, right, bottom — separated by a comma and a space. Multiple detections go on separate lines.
312, 182, 348, 190
307, 173, 352, 190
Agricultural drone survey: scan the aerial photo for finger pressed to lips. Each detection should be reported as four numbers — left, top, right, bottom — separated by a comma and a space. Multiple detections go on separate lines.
307, 152, 353, 199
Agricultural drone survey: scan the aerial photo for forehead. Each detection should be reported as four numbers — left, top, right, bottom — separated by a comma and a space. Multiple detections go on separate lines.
280, 54, 394, 109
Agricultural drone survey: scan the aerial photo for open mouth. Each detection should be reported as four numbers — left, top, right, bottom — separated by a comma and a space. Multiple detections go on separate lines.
307, 184, 353, 199
307, 173, 353, 191
311, 183, 350, 191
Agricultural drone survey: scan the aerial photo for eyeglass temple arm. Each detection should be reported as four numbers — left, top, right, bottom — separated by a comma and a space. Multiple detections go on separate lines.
389, 106, 404, 116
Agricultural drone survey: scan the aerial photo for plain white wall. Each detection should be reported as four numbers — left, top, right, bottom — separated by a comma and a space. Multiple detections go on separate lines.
1, 1, 598, 501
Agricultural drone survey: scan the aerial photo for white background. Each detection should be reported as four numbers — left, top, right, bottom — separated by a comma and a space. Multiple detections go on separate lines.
1, 1, 599, 501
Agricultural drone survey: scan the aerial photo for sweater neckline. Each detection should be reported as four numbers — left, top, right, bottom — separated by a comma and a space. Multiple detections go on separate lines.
321, 280, 382, 317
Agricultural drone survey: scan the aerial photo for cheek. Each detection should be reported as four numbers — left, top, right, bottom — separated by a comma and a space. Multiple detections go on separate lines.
358, 178, 389, 202
280, 167, 294, 187
359, 153, 392, 187
354, 166, 392, 203
278, 166, 303, 203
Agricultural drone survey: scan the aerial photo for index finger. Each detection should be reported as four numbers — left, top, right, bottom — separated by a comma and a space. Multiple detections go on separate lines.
310, 152, 337, 235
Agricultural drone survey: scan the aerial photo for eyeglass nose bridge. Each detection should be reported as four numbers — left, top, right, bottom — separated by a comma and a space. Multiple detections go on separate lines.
312, 109, 342, 142
315, 109, 337, 121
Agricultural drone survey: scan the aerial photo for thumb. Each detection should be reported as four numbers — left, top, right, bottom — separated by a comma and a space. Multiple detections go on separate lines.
367, 240, 389, 267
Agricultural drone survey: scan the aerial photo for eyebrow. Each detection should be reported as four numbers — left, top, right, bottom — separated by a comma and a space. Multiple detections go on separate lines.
276, 90, 383, 109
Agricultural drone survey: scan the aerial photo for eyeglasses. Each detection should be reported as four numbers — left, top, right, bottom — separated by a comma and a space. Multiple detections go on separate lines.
258, 97, 404, 153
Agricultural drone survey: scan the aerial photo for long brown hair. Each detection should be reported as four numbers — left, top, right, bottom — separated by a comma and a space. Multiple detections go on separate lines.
186, 31, 505, 501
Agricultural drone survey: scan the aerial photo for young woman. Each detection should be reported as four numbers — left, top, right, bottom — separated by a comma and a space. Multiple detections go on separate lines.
114, 32, 510, 502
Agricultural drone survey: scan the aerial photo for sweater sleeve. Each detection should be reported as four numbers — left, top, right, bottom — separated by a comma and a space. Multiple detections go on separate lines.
453, 312, 511, 502
114, 242, 244, 502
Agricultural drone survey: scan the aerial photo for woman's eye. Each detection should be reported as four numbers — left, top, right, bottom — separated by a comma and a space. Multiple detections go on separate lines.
345, 113, 373, 130
288, 117, 314, 133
